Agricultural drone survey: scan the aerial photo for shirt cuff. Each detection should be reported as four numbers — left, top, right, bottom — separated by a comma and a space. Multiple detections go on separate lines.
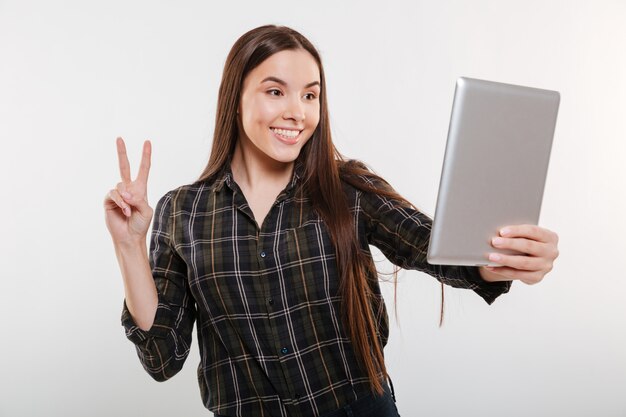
121, 292, 174, 344
465, 266, 512, 305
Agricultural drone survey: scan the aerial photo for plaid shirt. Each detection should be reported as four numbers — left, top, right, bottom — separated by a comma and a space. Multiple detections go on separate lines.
121, 159, 510, 417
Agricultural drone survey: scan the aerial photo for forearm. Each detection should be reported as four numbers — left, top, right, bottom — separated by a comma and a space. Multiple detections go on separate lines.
114, 240, 158, 331
116, 236, 196, 382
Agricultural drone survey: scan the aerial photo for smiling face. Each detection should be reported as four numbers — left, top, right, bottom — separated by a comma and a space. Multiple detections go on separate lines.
236, 49, 321, 168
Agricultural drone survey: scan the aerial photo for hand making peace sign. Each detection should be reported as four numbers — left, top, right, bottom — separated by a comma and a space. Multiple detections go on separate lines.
104, 137, 154, 246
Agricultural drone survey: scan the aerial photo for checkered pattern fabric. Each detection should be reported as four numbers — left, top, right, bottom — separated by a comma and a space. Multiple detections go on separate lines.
121, 159, 510, 417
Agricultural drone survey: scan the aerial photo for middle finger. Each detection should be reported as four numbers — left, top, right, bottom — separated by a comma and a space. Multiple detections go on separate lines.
135, 140, 152, 185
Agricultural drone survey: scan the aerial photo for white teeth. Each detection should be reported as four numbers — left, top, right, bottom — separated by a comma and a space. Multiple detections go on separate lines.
271, 128, 300, 138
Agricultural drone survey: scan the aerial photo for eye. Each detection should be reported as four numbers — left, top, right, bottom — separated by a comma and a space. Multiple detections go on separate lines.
304, 93, 318, 100
267, 89, 282, 96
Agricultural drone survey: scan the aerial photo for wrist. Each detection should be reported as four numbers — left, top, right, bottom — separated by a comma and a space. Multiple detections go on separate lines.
114, 238, 148, 258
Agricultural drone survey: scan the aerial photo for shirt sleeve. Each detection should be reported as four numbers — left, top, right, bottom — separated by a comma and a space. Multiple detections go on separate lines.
120, 190, 196, 381
357, 175, 511, 305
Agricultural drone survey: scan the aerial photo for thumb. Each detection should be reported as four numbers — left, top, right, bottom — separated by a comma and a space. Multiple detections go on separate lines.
120, 191, 153, 218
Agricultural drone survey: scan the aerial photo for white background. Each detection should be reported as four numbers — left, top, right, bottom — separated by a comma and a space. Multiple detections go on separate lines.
1, 1, 625, 416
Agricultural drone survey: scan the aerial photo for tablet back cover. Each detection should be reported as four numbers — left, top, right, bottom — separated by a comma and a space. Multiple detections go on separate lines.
427, 77, 560, 266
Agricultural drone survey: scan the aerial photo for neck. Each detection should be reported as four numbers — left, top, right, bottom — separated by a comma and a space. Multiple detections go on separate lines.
230, 139, 294, 191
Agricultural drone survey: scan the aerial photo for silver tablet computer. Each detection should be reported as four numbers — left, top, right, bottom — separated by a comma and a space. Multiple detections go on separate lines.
427, 77, 560, 266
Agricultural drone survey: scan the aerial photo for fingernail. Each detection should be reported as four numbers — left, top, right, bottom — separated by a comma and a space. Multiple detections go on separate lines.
500, 228, 510, 236
492, 237, 504, 246
121, 191, 131, 199
489, 253, 501, 261
123, 207, 130, 216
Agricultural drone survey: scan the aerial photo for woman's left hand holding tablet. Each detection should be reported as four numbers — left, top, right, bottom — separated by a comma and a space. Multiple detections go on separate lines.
478, 224, 560, 285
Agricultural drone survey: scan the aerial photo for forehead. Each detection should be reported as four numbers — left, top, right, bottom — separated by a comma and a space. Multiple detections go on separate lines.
245, 49, 320, 86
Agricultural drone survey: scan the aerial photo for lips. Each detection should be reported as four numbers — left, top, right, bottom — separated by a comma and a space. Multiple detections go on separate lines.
270, 128, 301, 144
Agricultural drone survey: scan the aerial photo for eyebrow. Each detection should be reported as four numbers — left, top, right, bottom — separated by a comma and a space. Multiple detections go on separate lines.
261, 76, 320, 89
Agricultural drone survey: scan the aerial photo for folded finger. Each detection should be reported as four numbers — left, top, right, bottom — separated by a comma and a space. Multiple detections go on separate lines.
487, 252, 544, 272
484, 266, 542, 283
116, 182, 132, 199
500, 224, 554, 243
491, 236, 548, 257
108, 189, 131, 217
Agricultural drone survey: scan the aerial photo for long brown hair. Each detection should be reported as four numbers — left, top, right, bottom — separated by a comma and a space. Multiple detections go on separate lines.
197, 24, 440, 396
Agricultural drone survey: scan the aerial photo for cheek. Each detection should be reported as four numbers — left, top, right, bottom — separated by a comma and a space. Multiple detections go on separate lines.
250, 98, 280, 126
241, 93, 264, 115
308, 105, 321, 128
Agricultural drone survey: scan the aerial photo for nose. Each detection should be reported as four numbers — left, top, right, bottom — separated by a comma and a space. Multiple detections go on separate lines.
282, 95, 305, 122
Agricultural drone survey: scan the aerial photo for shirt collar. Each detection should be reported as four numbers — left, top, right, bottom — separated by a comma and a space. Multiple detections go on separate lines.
212, 158, 305, 195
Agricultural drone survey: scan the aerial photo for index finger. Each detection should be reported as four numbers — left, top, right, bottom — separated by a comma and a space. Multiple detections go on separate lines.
499, 224, 556, 243
116, 137, 132, 183
135, 140, 152, 184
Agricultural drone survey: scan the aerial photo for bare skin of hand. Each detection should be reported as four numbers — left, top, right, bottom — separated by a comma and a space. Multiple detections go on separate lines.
103, 137, 154, 246
479, 224, 559, 285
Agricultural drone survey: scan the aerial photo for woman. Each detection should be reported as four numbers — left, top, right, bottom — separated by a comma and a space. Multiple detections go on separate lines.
104, 25, 559, 417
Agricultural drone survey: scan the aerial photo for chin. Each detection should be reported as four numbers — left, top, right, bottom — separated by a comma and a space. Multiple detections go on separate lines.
267, 145, 304, 164
271, 153, 300, 164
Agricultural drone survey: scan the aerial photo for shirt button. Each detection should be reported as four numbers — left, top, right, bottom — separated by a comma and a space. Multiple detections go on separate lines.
268, 298, 274, 305
260, 251, 266, 258
280, 347, 289, 355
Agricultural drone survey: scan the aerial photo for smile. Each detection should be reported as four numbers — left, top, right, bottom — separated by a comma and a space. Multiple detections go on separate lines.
270, 127, 302, 144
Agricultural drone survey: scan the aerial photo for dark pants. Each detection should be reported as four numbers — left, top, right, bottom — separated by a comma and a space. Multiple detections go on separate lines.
214, 380, 400, 417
